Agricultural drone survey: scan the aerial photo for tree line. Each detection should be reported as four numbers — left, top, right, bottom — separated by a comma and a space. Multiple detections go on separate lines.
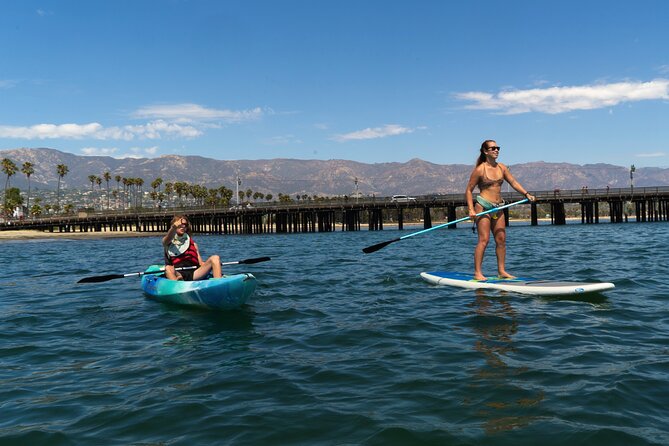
2, 158, 337, 218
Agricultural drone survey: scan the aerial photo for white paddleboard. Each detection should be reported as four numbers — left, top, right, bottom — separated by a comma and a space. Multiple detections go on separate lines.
420, 271, 615, 296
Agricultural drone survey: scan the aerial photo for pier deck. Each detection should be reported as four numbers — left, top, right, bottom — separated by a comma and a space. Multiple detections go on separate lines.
2, 186, 668, 235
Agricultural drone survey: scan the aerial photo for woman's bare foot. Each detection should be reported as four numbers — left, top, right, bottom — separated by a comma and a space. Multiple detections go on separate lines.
473, 273, 487, 281
498, 271, 516, 279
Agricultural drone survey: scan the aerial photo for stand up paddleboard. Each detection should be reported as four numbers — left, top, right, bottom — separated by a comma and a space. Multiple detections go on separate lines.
420, 272, 614, 296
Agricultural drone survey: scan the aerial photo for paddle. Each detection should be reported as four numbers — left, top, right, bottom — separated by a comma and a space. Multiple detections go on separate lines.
362, 198, 529, 254
77, 256, 271, 283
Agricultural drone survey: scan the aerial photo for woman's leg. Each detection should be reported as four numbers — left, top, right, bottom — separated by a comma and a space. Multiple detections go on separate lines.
474, 206, 491, 280
492, 213, 514, 278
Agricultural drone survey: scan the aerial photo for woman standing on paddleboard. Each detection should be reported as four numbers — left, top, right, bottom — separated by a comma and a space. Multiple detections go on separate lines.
465, 140, 535, 280
162, 215, 223, 281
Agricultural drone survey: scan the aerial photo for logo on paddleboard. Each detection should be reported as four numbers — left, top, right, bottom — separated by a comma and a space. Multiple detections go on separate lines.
575, 288, 585, 293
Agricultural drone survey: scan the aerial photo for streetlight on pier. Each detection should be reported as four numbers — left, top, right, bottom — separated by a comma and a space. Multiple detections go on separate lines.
354, 177, 359, 203
630, 164, 636, 191
236, 174, 242, 206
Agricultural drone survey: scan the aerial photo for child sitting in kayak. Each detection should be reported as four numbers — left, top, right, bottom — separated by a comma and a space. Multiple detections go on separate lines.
162, 215, 222, 281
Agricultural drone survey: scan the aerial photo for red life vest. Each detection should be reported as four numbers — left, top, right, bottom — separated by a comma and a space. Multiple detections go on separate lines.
165, 235, 200, 267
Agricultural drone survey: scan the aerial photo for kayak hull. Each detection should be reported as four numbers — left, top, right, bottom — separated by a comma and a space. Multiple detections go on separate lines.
140, 265, 257, 309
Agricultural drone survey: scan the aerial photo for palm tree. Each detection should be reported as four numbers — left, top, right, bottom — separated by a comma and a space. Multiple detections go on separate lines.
151, 178, 163, 208
218, 185, 233, 206
88, 175, 97, 191
95, 176, 102, 210
174, 182, 186, 207
103, 171, 112, 210
125, 178, 134, 209
21, 162, 34, 212
164, 182, 173, 208
151, 177, 163, 192
136, 178, 144, 208
2, 158, 18, 212
114, 175, 121, 209
56, 163, 69, 212
122, 177, 128, 209
88, 175, 97, 210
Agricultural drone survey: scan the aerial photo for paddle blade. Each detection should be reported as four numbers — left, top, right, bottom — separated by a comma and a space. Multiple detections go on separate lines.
239, 256, 271, 264
362, 238, 401, 254
77, 274, 125, 283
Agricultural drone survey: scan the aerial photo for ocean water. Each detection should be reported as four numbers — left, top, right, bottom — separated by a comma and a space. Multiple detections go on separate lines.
1, 221, 668, 445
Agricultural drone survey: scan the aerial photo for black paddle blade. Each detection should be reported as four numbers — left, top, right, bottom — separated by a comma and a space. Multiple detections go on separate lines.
77, 274, 125, 283
362, 238, 401, 254
239, 256, 271, 264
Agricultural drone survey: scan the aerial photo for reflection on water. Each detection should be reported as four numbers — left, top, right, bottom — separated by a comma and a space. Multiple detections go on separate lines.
466, 290, 544, 435
157, 304, 257, 347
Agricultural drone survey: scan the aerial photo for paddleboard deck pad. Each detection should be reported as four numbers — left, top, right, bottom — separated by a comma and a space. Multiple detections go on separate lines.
420, 271, 614, 296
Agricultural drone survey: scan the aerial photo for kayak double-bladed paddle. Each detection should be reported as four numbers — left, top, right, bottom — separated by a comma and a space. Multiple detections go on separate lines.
362, 199, 529, 254
77, 256, 271, 283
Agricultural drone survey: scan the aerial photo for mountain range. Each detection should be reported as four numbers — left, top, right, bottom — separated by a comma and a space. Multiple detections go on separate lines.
1, 147, 667, 197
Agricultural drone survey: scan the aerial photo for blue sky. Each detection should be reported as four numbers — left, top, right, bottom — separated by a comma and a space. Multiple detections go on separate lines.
1, 0, 668, 167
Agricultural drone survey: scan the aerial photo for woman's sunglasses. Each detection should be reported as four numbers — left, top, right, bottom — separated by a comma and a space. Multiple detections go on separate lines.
485, 146, 501, 152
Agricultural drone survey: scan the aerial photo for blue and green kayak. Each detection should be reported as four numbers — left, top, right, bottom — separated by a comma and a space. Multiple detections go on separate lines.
140, 265, 257, 309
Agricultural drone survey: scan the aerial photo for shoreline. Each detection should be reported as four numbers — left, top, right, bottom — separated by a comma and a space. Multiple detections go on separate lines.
0, 229, 161, 241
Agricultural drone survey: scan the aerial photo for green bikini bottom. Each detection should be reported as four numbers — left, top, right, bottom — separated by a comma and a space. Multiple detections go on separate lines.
476, 196, 504, 219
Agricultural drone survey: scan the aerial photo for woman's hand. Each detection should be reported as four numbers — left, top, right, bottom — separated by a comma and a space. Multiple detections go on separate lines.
526, 193, 536, 202
468, 208, 477, 220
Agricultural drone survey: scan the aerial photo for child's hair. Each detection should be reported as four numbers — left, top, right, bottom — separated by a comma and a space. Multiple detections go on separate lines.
170, 215, 190, 234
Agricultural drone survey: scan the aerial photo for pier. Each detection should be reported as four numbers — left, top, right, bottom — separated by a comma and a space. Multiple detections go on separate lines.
2, 186, 668, 235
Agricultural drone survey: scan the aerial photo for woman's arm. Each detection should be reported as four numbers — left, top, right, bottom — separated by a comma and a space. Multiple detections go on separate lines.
465, 166, 481, 218
501, 164, 535, 201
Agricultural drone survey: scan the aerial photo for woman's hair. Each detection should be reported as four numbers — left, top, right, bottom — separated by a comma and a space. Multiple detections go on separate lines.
170, 215, 191, 234
476, 140, 495, 166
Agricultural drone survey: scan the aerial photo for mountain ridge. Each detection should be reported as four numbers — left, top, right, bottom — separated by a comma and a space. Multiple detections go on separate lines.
1, 147, 666, 196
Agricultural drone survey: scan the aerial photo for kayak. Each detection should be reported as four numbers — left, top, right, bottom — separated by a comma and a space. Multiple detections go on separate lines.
140, 265, 257, 309
420, 271, 614, 296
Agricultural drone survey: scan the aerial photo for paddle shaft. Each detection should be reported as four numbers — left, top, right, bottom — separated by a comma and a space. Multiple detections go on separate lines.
77, 256, 271, 283
362, 198, 529, 254
399, 198, 529, 241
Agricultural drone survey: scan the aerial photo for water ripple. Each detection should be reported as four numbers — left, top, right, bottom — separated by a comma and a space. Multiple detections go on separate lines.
1, 224, 668, 445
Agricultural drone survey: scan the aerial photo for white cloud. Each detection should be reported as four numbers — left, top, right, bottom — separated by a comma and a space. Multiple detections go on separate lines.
0, 79, 17, 89
132, 103, 264, 123
263, 135, 302, 145
81, 146, 161, 159
0, 120, 200, 140
333, 124, 414, 142
636, 152, 667, 158
455, 79, 669, 114
81, 147, 118, 156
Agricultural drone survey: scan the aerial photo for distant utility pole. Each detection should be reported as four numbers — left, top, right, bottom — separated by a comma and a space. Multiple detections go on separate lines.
630, 164, 636, 189
354, 177, 359, 203
236, 174, 242, 206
